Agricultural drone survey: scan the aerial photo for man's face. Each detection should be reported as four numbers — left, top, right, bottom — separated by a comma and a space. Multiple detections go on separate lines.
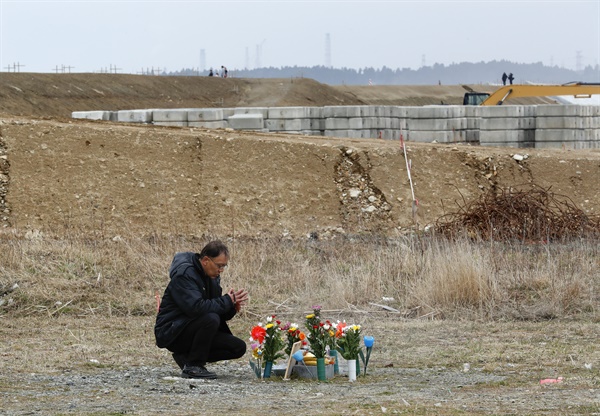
201, 253, 229, 279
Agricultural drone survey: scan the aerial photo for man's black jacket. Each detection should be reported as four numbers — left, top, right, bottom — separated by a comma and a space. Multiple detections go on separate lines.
154, 252, 236, 348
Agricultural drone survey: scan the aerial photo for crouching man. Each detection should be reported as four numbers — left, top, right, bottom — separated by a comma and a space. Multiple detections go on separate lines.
155, 240, 248, 379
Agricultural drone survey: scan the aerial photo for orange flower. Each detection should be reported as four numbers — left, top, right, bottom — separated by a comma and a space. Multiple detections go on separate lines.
335, 321, 347, 338
299, 331, 306, 341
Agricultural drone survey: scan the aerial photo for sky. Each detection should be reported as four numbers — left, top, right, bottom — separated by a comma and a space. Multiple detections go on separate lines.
1, 0, 599, 74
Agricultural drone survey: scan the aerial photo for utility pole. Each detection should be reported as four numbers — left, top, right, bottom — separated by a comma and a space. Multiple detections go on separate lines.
14, 62, 25, 72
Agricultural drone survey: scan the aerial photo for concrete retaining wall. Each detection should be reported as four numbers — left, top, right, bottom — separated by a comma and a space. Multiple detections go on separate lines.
72, 104, 600, 149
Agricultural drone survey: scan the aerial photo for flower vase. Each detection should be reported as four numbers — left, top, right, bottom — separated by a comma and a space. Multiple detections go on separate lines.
329, 350, 339, 375
316, 357, 327, 381
263, 361, 273, 378
347, 359, 357, 382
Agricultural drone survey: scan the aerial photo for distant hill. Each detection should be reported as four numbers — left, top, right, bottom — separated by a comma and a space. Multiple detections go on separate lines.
171, 60, 599, 86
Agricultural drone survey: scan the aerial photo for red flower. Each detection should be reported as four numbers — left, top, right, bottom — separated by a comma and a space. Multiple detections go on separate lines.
251, 325, 266, 344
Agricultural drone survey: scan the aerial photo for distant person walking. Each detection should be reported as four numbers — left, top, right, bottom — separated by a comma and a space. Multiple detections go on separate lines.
221, 66, 228, 78
208, 68, 214, 77
508, 73, 514, 85
502, 72, 508, 85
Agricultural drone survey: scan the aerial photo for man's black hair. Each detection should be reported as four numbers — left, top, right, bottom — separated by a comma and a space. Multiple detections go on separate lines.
199, 240, 229, 259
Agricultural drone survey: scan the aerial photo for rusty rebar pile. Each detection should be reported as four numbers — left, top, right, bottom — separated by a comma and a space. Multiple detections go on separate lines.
434, 185, 600, 241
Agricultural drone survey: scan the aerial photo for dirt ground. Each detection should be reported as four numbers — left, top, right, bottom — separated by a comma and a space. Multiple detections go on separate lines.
1, 316, 599, 416
0, 74, 599, 415
1, 75, 599, 237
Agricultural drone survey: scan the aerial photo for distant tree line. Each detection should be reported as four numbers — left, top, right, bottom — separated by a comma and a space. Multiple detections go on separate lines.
167, 60, 599, 86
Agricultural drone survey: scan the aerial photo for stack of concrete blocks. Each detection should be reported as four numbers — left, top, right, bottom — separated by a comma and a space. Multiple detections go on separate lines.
479, 106, 536, 148
360, 106, 405, 140
188, 109, 228, 129
72, 111, 116, 121
464, 105, 481, 144
225, 107, 267, 132
534, 105, 600, 149
117, 109, 153, 124
71, 104, 600, 150
266, 106, 324, 135
152, 109, 188, 127
323, 106, 404, 139
405, 106, 469, 143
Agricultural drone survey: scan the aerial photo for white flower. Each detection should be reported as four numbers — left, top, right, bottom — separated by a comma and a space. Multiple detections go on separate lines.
323, 324, 330, 330
266, 316, 273, 322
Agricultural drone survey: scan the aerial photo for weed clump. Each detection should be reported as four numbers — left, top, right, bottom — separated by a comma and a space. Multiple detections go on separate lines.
434, 184, 600, 242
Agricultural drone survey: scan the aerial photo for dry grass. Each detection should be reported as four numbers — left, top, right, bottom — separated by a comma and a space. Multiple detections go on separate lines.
1, 229, 598, 322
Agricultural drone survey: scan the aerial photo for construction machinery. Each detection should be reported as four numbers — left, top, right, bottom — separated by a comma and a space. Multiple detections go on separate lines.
462, 82, 600, 106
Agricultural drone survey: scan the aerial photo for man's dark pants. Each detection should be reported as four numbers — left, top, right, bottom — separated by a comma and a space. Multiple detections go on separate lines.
167, 312, 246, 366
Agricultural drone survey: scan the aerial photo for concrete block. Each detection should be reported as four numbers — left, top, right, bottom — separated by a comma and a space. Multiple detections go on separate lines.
300, 130, 323, 136
153, 121, 188, 127
227, 114, 264, 130
466, 117, 480, 129
481, 141, 535, 149
72, 111, 111, 121
410, 106, 451, 119
187, 109, 225, 122
323, 106, 362, 118
153, 109, 188, 122
348, 118, 363, 129
268, 107, 310, 119
533, 141, 597, 150
480, 130, 530, 144
307, 107, 324, 118
221, 108, 236, 118
390, 106, 409, 118
117, 110, 153, 123
534, 129, 582, 142
479, 106, 525, 118
325, 118, 351, 130
480, 117, 536, 130
266, 119, 305, 131
464, 106, 482, 117
535, 105, 584, 117
408, 130, 457, 143
464, 130, 480, 143
188, 121, 229, 129
535, 117, 583, 129
233, 107, 269, 118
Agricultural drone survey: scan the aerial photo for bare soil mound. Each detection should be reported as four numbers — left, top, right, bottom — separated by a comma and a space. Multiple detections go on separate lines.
0, 74, 598, 237
0, 74, 365, 119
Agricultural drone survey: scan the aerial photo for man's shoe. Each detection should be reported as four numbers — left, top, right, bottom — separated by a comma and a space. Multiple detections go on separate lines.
172, 353, 187, 370
181, 364, 217, 380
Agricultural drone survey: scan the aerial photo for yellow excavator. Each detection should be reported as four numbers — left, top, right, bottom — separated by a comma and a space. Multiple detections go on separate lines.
462, 82, 600, 106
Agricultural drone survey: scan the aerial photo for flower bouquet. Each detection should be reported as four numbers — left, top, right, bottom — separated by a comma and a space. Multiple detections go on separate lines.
305, 306, 328, 359
249, 315, 286, 378
336, 323, 362, 382
281, 322, 307, 356
304, 306, 337, 380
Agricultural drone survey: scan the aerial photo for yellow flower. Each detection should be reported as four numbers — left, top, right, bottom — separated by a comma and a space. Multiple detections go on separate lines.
266, 323, 274, 329
306, 314, 315, 319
